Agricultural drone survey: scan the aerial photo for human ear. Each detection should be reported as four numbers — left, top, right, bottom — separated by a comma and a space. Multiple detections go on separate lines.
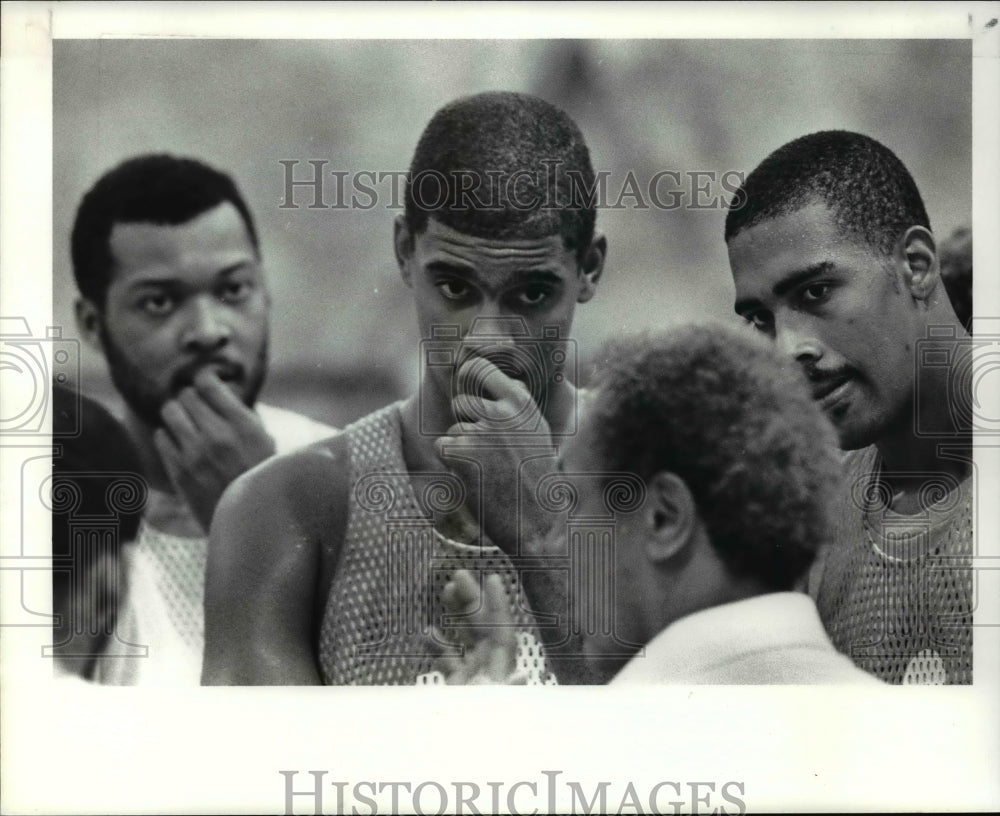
74, 297, 104, 352
576, 232, 607, 304
897, 225, 940, 302
644, 471, 697, 564
393, 215, 415, 286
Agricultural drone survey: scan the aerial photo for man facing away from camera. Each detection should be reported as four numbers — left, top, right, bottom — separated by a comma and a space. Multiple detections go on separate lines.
725, 131, 973, 684
434, 325, 881, 685
70, 155, 337, 685
202, 91, 607, 685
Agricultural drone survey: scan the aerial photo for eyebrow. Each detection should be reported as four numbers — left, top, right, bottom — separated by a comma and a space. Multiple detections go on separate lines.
424, 261, 564, 283
424, 261, 475, 278
734, 261, 835, 314
125, 261, 255, 293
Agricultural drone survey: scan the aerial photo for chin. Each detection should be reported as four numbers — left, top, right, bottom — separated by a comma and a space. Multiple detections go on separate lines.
834, 417, 886, 451
835, 428, 869, 451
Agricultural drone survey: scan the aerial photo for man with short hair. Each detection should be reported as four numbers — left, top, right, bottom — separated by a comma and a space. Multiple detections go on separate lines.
435, 325, 879, 684
202, 91, 606, 685
70, 154, 337, 685
725, 131, 973, 684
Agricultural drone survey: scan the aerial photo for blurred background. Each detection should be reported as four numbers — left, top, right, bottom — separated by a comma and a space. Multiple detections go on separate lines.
53, 39, 971, 429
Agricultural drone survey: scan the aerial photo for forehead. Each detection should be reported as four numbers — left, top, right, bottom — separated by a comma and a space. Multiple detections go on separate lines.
412, 218, 577, 281
108, 202, 255, 281
727, 201, 875, 294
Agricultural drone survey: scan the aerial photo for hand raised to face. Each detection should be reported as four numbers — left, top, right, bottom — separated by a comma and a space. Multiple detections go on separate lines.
434, 356, 560, 554
154, 367, 276, 531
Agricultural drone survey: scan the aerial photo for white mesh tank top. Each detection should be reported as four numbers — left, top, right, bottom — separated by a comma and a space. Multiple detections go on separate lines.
317, 402, 555, 685
810, 446, 973, 685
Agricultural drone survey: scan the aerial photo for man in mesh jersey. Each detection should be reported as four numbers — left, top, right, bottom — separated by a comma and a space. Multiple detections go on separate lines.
433, 326, 881, 685
69, 155, 337, 685
202, 92, 607, 685
725, 131, 974, 684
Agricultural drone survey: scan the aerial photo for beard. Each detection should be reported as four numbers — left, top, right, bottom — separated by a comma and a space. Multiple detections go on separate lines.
100, 325, 269, 429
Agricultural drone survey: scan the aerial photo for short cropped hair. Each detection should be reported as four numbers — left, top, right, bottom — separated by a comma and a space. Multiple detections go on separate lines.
71, 154, 259, 307
725, 130, 930, 256
590, 323, 842, 591
404, 91, 597, 260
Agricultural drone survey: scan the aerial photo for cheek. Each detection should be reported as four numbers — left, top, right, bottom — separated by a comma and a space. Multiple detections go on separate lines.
106, 314, 172, 363
234, 303, 269, 344
413, 290, 457, 331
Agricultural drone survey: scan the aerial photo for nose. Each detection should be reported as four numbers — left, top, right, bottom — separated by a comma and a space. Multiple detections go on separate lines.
464, 313, 526, 353
180, 296, 232, 353
460, 314, 527, 374
774, 314, 822, 367
466, 313, 527, 342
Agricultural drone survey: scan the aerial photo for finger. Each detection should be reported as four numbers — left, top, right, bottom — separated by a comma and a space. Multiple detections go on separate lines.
441, 581, 476, 648
176, 386, 227, 436
456, 356, 531, 403
192, 367, 253, 420
451, 392, 497, 425
451, 569, 483, 610
487, 632, 517, 679
425, 626, 474, 683
433, 435, 454, 461
483, 574, 515, 632
482, 574, 518, 660
153, 427, 184, 482
441, 573, 484, 649
442, 571, 482, 622
160, 399, 200, 449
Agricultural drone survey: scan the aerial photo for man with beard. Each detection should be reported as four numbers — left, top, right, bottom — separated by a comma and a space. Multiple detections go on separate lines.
725, 131, 973, 684
202, 92, 606, 685
71, 154, 336, 684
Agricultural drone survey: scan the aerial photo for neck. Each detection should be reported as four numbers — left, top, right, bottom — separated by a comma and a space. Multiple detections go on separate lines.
873, 319, 972, 482
647, 531, 769, 639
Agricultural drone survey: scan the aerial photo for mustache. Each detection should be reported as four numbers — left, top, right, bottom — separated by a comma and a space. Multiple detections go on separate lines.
169, 356, 246, 393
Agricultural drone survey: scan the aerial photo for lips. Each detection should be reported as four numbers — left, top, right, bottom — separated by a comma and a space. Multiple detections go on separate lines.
809, 371, 851, 410
171, 358, 244, 392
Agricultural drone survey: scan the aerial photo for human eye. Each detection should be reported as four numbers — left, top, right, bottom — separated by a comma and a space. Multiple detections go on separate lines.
219, 278, 254, 304
798, 281, 832, 305
435, 278, 474, 302
136, 291, 174, 317
513, 283, 555, 309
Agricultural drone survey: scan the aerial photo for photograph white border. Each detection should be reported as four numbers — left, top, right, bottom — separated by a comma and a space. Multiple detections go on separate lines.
2, 3, 998, 813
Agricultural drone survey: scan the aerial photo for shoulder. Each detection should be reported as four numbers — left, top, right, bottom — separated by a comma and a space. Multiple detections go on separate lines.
215, 432, 351, 545
255, 402, 339, 453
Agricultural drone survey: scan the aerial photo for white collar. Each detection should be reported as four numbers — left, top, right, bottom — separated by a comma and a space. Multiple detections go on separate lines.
611, 592, 831, 684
